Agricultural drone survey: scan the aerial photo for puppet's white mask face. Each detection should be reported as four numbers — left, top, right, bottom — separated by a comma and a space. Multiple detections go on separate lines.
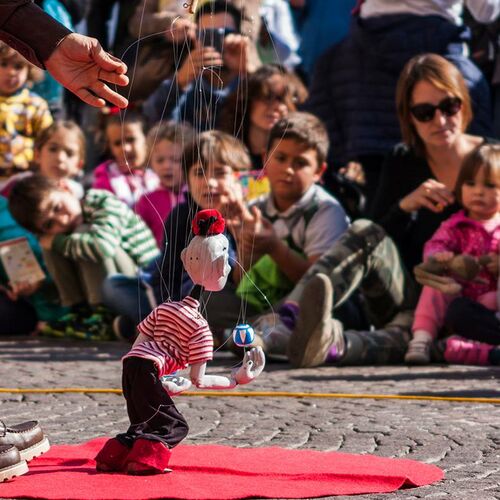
181, 233, 231, 291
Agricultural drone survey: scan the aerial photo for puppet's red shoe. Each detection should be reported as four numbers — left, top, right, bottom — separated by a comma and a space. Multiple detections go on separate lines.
125, 439, 172, 475
95, 438, 130, 472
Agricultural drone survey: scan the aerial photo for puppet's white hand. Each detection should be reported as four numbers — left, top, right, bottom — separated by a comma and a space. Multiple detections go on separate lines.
161, 375, 192, 395
232, 347, 266, 385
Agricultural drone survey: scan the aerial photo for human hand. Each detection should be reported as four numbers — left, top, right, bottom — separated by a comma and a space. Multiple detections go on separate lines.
243, 207, 278, 255
166, 17, 196, 44
338, 161, 365, 185
39, 234, 55, 250
3, 280, 43, 301
484, 253, 498, 276
45, 33, 129, 108
161, 375, 192, 395
176, 44, 223, 88
399, 179, 454, 213
223, 34, 250, 75
231, 347, 266, 385
414, 263, 462, 294
429, 251, 455, 263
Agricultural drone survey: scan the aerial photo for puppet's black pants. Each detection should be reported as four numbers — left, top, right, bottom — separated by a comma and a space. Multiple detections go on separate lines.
117, 357, 189, 448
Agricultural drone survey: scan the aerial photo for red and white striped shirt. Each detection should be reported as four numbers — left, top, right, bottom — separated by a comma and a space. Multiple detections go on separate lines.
123, 296, 213, 376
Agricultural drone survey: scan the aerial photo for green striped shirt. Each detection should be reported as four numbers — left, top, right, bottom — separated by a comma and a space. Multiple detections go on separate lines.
52, 189, 159, 266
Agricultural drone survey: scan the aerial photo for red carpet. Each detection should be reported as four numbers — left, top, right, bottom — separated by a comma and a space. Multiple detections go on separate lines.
0, 437, 443, 499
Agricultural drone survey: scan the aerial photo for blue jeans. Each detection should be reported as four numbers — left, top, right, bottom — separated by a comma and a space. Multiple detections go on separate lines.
102, 275, 154, 323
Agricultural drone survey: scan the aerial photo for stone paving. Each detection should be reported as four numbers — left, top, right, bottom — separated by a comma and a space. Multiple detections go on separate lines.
1, 337, 500, 499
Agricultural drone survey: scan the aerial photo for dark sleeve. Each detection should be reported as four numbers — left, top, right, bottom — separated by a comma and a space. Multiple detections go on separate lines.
151, 203, 192, 303
0, 0, 72, 68
142, 78, 178, 126
370, 146, 415, 239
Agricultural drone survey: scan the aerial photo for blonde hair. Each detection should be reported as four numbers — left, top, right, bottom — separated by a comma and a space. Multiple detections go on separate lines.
0, 41, 44, 84
455, 144, 500, 206
396, 54, 472, 156
34, 120, 86, 164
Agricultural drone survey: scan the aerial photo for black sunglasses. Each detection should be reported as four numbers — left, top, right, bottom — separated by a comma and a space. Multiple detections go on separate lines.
410, 97, 462, 122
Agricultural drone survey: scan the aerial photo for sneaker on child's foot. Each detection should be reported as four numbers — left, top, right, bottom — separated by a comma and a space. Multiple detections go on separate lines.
287, 273, 343, 368
252, 312, 291, 358
404, 339, 431, 365
112, 316, 138, 343
68, 307, 114, 341
443, 336, 492, 365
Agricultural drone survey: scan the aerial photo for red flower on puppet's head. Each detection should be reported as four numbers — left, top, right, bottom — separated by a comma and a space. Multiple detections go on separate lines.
192, 209, 225, 236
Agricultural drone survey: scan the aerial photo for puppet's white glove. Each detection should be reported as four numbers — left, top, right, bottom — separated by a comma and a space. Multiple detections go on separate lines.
231, 347, 266, 385
161, 375, 192, 395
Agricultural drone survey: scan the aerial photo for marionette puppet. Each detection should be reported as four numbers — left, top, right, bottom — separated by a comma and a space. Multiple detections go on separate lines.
95, 209, 265, 475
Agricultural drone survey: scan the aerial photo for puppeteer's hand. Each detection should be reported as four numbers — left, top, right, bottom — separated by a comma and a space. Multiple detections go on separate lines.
45, 33, 129, 108
232, 347, 265, 385
161, 375, 192, 396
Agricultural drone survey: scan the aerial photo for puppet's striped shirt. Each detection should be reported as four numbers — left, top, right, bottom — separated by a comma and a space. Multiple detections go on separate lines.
123, 296, 214, 376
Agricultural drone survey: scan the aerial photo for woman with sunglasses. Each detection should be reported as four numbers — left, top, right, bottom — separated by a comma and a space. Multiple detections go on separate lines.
371, 53, 498, 274
251, 53, 497, 369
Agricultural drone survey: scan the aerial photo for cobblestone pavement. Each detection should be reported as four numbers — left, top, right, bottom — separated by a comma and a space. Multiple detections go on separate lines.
1, 337, 500, 499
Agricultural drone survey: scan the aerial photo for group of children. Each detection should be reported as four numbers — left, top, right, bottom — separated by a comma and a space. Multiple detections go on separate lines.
0, 32, 500, 370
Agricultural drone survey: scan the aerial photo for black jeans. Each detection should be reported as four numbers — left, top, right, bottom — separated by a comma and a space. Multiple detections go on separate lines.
0, 294, 37, 335
445, 297, 500, 345
117, 357, 189, 448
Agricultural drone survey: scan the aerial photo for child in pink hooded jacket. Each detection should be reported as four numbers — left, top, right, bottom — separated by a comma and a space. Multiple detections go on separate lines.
406, 144, 500, 365
92, 109, 158, 207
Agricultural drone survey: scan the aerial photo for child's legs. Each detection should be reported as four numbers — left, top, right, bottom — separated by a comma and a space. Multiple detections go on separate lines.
78, 247, 138, 306
42, 249, 86, 307
445, 296, 500, 345
117, 357, 189, 448
477, 291, 497, 310
286, 220, 418, 328
202, 281, 262, 332
0, 293, 38, 335
102, 275, 152, 322
412, 286, 455, 338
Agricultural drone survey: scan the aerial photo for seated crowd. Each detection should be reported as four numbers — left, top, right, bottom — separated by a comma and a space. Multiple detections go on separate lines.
1, 0, 500, 370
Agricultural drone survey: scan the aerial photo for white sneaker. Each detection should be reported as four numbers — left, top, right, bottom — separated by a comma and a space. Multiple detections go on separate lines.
288, 274, 343, 368
253, 312, 292, 356
405, 339, 431, 365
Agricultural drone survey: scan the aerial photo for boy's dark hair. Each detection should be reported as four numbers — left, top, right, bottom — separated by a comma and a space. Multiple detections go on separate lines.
455, 144, 500, 205
267, 112, 329, 167
8, 174, 60, 234
195, 0, 242, 32
182, 130, 251, 179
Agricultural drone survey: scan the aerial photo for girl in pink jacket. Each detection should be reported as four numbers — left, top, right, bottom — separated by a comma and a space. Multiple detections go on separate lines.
406, 144, 500, 365
92, 109, 158, 207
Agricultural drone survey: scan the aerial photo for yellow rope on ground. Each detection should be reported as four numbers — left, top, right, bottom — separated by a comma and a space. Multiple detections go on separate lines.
0, 388, 499, 404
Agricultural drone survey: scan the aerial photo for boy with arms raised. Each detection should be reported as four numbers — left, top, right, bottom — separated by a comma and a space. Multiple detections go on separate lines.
212, 112, 350, 349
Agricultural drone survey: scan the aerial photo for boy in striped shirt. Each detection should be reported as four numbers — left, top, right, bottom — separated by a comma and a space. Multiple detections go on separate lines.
8, 174, 159, 338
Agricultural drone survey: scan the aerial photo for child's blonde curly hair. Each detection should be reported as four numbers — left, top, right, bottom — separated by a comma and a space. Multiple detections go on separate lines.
0, 41, 44, 85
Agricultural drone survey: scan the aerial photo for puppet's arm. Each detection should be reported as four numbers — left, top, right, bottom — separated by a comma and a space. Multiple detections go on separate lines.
190, 347, 266, 390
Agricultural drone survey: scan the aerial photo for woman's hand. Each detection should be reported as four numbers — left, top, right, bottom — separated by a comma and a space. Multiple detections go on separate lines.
176, 44, 223, 89
223, 34, 251, 75
399, 179, 454, 213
